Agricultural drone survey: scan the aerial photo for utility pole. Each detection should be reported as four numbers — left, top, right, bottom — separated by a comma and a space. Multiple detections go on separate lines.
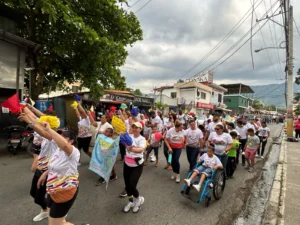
286, 5, 294, 140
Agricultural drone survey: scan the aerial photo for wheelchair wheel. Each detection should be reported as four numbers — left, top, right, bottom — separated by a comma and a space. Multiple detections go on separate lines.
205, 196, 211, 207
213, 169, 226, 200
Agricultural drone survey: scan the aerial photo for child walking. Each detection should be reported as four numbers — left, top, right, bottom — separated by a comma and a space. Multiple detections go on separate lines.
244, 128, 260, 173
184, 144, 223, 192
226, 131, 240, 179
144, 126, 161, 167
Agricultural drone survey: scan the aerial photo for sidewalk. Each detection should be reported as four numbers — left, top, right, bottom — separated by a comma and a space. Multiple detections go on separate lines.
263, 136, 300, 225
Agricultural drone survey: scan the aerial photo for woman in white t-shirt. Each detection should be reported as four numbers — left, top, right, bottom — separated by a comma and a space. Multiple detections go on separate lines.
207, 124, 233, 173
74, 102, 92, 157
236, 120, 248, 166
184, 119, 204, 171
123, 122, 146, 213
257, 121, 270, 159
37, 123, 80, 225
89, 113, 113, 144
165, 121, 185, 183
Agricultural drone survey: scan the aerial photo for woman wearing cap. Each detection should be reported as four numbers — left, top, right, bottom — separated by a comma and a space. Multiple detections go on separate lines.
207, 124, 233, 176
74, 102, 92, 157
184, 119, 204, 172
165, 121, 185, 183
123, 122, 146, 213
18, 108, 59, 222
37, 122, 80, 225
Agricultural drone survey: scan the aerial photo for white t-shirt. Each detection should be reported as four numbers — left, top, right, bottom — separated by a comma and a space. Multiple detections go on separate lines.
185, 128, 203, 146
236, 126, 247, 139
258, 127, 270, 137
208, 132, 233, 155
125, 134, 146, 167
78, 117, 92, 138
151, 116, 163, 131
200, 153, 222, 169
143, 126, 152, 140
166, 127, 185, 148
177, 114, 185, 124
47, 146, 80, 192
207, 121, 223, 133
37, 139, 58, 171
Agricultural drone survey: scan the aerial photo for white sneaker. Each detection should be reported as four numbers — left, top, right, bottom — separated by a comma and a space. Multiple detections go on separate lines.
255, 154, 259, 158
133, 196, 144, 213
150, 154, 156, 162
171, 173, 176, 180
184, 179, 191, 187
261, 156, 264, 159
33, 211, 48, 222
176, 174, 180, 183
123, 201, 134, 213
193, 184, 201, 192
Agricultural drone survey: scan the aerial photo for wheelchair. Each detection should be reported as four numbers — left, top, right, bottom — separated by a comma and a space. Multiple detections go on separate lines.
181, 160, 226, 207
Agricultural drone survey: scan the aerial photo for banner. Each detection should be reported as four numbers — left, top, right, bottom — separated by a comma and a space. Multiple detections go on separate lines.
89, 134, 120, 188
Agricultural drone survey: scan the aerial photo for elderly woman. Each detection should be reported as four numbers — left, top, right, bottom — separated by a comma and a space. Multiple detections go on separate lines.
207, 124, 233, 175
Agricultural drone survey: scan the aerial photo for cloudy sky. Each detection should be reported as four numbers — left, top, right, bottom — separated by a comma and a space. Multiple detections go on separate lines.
121, 0, 300, 94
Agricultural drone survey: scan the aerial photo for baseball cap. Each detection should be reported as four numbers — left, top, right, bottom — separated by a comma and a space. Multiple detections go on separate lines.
132, 122, 143, 129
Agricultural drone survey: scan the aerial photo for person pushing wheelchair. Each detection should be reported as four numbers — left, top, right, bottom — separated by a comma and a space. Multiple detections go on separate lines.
184, 144, 223, 192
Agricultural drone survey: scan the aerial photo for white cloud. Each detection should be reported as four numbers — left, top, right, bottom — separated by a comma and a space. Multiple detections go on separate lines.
122, 0, 300, 93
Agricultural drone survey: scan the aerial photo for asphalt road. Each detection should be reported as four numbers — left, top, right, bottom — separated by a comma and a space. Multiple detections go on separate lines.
0, 124, 282, 225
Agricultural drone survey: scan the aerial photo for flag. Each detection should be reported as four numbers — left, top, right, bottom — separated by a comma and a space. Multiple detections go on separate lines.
89, 134, 120, 188
29, 98, 35, 106
1, 94, 24, 114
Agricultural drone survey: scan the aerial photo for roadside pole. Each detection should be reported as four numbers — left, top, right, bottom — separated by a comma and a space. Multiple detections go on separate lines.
286, 5, 294, 140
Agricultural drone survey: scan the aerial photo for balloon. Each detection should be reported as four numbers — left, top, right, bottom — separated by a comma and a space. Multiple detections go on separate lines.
154, 132, 162, 141
120, 133, 133, 146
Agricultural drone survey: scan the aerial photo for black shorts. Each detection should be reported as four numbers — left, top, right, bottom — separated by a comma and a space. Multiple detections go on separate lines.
147, 146, 159, 156
77, 137, 91, 153
47, 187, 79, 218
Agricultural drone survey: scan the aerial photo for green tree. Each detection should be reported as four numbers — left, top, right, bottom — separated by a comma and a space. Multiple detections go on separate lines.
252, 99, 264, 110
294, 92, 300, 102
125, 88, 142, 96
264, 104, 277, 111
4, 0, 142, 100
155, 102, 168, 110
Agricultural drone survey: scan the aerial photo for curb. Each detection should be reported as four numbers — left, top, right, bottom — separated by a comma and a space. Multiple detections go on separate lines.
263, 134, 287, 225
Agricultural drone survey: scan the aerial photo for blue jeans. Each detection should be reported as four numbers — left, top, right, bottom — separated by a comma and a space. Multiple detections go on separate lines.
186, 146, 199, 171
171, 148, 182, 174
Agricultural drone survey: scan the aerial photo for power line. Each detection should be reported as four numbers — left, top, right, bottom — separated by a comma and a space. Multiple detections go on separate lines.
294, 19, 300, 37
127, 0, 142, 10
162, 0, 265, 86
135, 0, 152, 13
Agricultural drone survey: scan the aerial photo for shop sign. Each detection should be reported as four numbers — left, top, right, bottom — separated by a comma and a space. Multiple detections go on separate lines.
134, 96, 154, 105
196, 102, 214, 109
106, 94, 132, 102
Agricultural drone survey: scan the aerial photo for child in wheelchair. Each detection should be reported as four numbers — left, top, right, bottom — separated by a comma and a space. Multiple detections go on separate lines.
184, 144, 223, 192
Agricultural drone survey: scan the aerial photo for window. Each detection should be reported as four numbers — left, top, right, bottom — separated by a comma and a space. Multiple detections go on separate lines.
218, 94, 222, 103
211, 92, 214, 96
224, 98, 231, 103
171, 92, 177, 99
201, 92, 206, 99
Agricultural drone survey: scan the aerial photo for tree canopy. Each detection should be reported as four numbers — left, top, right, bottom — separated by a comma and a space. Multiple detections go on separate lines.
4, 0, 143, 100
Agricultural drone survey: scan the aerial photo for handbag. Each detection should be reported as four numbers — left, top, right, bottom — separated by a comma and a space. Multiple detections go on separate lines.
49, 185, 78, 203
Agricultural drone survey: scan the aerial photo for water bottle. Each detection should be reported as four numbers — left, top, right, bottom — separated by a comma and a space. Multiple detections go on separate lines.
168, 153, 172, 163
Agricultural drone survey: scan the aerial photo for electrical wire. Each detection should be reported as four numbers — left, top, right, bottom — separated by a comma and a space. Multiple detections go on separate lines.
294, 19, 300, 37
250, 0, 255, 68
127, 0, 142, 10
135, 0, 152, 13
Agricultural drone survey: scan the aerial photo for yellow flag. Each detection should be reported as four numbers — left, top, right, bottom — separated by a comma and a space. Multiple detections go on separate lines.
111, 116, 126, 134
30, 98, 35, 106
90, 105, 94, 112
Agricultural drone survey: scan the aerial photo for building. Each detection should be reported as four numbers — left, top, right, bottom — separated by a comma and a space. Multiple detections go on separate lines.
221, 83, 255, 114
208, 83, 230, 112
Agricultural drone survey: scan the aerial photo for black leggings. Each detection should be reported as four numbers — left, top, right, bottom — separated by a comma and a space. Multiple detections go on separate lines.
30, 170, 47, 210
119, 143, 126, 160
258, 136, 268, 156
123, 163, 143, 198
226, 157, 236, 177
237, 138, 247, 164
77, 136, 91, 153
295, 130, 300, 139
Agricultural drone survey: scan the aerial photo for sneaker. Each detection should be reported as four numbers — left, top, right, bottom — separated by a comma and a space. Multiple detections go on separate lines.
133, 196, 145, 213
193, 184, 201, 192
255, 154, 259, 158
123, 201, 134, 213
119, 189, 128, 197
150, 155, 156, 162
261, 156, 264, 159
109, 175, 117, 182
248, 167, 254, 173
33, 211, 48, 222
171, 173, 176, 180
184, 179, 191, 187
95, 177, 105, 186
176, 174, 180, 183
